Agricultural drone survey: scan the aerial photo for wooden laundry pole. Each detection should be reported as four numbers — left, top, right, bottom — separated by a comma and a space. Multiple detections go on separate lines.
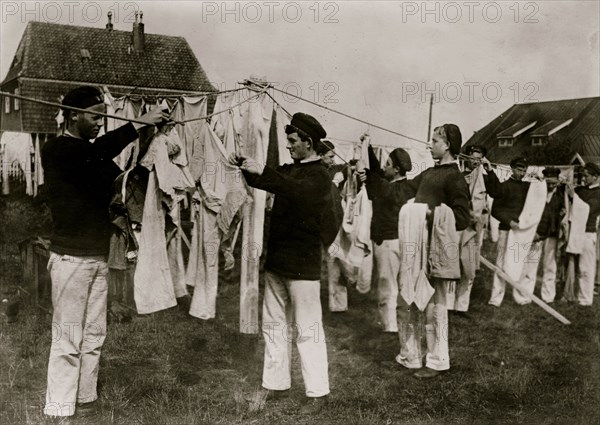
479, 256, 571, 325
426, 93, 433, 142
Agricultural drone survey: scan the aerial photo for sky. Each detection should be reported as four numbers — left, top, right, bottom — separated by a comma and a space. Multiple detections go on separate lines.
1, 0, 599, 163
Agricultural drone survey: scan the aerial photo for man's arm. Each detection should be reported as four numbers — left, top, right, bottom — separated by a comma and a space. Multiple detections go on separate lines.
90, 107, 169, 160
242, 165, 330, 201
448, 177, 471, 231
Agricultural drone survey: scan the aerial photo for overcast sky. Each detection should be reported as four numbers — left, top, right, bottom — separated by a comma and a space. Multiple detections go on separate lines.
1, 0, 599, 161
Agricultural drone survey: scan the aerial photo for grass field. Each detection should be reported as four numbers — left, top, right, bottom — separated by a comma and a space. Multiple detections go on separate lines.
1, 195, 599, 424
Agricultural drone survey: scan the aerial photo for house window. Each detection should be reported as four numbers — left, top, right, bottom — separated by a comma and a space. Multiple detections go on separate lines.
14, 88, 19, 111
532, 137, 545, 146
5, 96, 10, 114
498, 138, 514, 148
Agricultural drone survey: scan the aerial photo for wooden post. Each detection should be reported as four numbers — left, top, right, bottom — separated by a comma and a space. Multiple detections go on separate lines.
426, 93, 434, 142
479, 255, 571, 325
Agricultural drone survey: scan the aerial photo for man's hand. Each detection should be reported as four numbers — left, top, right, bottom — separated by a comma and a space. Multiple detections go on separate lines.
356, 169, 367, 183
509, 220, 520, 230
228, 152, 245, 167
239, 158, 265, 175
469, 211, 480, 226
133, 106, 170, 130
564, 182, 575, 198
481, 157, 492, 173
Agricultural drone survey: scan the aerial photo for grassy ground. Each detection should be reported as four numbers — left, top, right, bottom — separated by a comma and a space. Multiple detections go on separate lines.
1, 195, 599, 424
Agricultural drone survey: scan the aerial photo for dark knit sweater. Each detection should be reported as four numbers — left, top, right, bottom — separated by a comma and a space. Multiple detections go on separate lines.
536, 187, 564, 238
575, 185, 600, 233
406, 163, 471, 231
41, 123, 139, 256
485, 171, 530, 231
364, 170, 413, 243
243, 160, 330, 280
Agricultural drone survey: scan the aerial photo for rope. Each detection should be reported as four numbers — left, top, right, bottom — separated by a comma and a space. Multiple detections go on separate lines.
0, 87, 269, 126
270, 86, 428, 145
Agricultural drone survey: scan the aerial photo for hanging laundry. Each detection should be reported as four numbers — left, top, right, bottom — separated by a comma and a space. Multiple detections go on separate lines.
186, 120, 250, 320
173, 96, 207, 165
398, 203, 432, 308
1, 131, 34, 195
238, 93, 273, 333
274, 105, 292, 165
133, 170, 177, 314
132, 128, 196, 314
104, 93, 144, 170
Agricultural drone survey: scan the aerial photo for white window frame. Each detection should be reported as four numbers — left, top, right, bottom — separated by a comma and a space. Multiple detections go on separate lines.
498, 138, 514, 148
14, 88, 20, 111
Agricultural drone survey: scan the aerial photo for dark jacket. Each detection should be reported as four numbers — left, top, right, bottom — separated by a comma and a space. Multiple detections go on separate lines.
405, 163, 471, 231
243, 160, 330, 280
485, 171, 530, 231
364, 170, 413, 243
41, 123, 139, 256
536, 187, 564, 239
575, 185, 600, 233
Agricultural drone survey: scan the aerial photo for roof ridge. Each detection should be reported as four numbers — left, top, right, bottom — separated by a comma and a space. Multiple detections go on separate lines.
516, 96, 600, 106
27, 20, 184, 38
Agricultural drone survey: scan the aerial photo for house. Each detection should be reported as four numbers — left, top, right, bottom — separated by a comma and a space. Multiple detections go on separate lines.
463, 97, 600, 165
0, 12, 215, 195
1, 13, 215, 134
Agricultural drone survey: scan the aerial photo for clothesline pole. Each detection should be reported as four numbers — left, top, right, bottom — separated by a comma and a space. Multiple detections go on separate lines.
479, 255, 571, 325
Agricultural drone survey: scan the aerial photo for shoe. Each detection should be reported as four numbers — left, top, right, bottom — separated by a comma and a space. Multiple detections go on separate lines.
454, 311, 470, 319
414, 367, 443, 379
299, 396, 328, 415
75, 400, 98, 417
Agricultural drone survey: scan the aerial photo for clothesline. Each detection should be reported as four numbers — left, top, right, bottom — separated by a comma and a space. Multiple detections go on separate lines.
0, 88, 268, 126
267, 85, 428, 145
107, 86, 247, 99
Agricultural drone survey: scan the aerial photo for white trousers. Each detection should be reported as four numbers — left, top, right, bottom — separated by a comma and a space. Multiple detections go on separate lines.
520, 237, 558, 303
373, 240, 400, 332
262, 271, 330, 397
44, 253, 108, 417
325, 246, 347, 312
489, 231, 535, 306
453, 277, 473, 312
396, 281, 450, 371
577, 232, 597, 306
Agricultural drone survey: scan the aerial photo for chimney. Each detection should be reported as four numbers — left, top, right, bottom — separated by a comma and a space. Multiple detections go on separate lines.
106, 11, 113, 30
132, 11, 145, 52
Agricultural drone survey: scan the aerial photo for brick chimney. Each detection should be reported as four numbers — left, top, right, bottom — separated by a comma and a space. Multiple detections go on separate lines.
106, 11, 113, 31
132, 11, 145, 52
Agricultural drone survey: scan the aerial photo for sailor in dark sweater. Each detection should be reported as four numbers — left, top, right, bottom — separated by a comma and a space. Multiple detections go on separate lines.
41, 86, 167, 418
574, 162, 600, 306
233, 113, 330, 415
358, 147, 414, 332
398, 124, 470, 379
520, 167, 565, 303
485, 156, 535, 306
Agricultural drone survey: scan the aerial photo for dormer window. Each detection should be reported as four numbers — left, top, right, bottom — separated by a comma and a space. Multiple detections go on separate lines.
530, 119, 573, 145
80, 49, 91, 63
531, 137, 545, 146
496, 121, 537, 147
